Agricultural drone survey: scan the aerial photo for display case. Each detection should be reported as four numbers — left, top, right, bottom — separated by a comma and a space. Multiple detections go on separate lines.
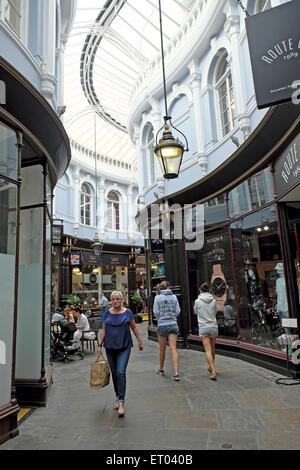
148, 239, 166, 325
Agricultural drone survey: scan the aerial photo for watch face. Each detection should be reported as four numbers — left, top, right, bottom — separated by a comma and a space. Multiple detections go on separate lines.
212, 277, 226, 298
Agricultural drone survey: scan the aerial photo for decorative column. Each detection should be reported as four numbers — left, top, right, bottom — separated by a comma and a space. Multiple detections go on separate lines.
127, 184, 134, 242
188, 61, 207, 175
56, 32, 68, 109
224, 3, 250, 140
99, 177, 106, 235
41, 0, 57, 105
73, 167, 80, 236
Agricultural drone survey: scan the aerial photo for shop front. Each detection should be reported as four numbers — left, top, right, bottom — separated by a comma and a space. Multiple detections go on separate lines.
57, 236, 141, 311
145, 102, 300, 377
0, 58, 71, 443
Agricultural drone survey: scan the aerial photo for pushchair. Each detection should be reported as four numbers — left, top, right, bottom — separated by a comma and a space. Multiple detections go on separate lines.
51, 321, 84, 363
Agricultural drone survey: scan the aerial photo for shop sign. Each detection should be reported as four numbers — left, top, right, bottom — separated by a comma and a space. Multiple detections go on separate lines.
151, 239, 164, 253
52, 224, 63, 245
70, 253, 81, 265
82, 251, 101, 266
246, 1, 300, 109
102, 253, 127, 266
275, 132, 300, 196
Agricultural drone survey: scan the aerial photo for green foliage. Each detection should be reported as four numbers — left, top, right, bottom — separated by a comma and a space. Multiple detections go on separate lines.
131, 291, 143, 304
66, 294, 81, 306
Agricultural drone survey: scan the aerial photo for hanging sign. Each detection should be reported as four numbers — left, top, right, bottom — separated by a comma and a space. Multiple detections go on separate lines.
52, 225, 63, 245
274, 131, 300, 196
82, 251, 101, 266
101, 253, 127, 266
246, 1, 300, 109
70, 253, 81, 265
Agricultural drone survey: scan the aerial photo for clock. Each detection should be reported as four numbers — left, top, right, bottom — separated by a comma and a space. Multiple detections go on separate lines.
211, 264, 227, 311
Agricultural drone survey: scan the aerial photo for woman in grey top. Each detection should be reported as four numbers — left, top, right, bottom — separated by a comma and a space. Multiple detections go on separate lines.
194, 283, 218, 380
153, 281, 181, 381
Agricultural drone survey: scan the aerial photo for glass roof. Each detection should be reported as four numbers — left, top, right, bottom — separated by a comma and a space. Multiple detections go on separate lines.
64, 0, 196, 167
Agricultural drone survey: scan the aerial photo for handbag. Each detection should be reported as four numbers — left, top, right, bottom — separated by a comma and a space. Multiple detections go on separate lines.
90, 353, 110, 389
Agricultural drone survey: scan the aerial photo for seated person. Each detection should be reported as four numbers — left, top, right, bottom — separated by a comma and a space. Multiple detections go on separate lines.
52, 307, 64, 322
72, 307, 92, 344
63, 305, 75, 323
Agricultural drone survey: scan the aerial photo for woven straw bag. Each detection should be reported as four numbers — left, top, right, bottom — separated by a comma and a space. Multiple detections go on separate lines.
90, 353, 110, 389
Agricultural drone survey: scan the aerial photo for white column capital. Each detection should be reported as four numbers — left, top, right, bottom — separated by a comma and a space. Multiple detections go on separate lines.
224, 15, 240, 35
189, 72, 202, 88
238, 114, 251, 140
156, 177, 165, 197
198, 154, 208, 176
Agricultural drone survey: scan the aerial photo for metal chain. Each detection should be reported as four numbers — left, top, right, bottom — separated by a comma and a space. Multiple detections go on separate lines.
236, 0, 250, 16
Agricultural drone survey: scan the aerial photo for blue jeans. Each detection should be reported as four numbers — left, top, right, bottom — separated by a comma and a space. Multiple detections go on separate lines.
105, 346, 131, 402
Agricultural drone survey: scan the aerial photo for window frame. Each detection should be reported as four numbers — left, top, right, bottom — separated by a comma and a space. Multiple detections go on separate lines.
2, 0, 27, 41
107, 190, 120, 231
80, 183, 92, 226
215, 54, 236, 139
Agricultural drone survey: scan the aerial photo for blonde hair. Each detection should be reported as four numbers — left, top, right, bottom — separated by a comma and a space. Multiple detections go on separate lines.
110, 290, 123, 301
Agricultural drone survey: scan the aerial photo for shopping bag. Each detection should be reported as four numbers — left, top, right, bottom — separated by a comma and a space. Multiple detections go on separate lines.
90, 353, 110, 389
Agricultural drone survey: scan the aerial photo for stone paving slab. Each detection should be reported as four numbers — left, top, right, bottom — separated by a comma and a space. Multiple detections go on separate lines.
1, 322, 300, 451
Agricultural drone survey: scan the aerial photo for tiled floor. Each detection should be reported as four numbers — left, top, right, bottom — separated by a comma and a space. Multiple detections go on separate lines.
1, 322, 300, 450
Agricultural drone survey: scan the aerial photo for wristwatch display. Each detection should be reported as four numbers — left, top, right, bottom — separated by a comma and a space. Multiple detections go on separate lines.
211, 264, 227, 311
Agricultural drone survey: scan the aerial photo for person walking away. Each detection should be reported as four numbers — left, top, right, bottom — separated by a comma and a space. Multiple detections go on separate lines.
153, 281, 181, 381
97, 291, 143, 417
193, 282, 218, 380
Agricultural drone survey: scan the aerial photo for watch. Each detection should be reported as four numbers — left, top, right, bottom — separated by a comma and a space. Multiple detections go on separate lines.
211, 264, 227, 311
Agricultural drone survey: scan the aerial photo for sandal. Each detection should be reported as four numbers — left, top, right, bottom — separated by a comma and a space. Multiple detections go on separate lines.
113, 400, 120, 410
118, 403, 125, 417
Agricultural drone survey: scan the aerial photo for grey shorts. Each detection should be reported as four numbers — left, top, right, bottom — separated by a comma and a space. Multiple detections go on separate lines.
157, 324, 179, 337
198, 326, 218, 338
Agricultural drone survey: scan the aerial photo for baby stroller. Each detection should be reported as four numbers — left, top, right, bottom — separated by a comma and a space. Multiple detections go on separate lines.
51, 321, 84, 363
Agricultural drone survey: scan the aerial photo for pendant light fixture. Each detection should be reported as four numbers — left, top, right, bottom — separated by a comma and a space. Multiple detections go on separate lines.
154, 0, 189, 179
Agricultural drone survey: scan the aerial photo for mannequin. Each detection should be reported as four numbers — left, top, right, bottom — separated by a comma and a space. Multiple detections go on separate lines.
275, 263, 289, 319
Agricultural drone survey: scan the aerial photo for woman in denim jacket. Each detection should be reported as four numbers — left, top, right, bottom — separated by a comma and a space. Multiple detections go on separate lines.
153, 281, 181, 381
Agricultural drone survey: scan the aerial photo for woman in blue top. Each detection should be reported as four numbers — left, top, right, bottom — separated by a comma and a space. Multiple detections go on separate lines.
97, 291, 143, 417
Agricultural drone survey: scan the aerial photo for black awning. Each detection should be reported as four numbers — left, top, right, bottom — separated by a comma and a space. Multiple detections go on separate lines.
0, 57, 71, 184
166, 101, 300, 207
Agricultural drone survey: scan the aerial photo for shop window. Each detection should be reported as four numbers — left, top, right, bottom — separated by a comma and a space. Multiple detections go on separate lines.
231, 205, 286, 349
80, 183, 91, 226
187, 228, 237, 340
215, 54, 236, 138
4, 0, 22, 37
229, 167, 274, 218
0, 179, 17, 404
107, 190, 120, 230
102, 265, 128, 305
0, 121, 18, 180
205, 195, 227, 229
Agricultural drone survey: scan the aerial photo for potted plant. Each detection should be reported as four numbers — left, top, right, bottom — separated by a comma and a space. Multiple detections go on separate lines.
66, 294, 81, 307
131, 291, 143, 322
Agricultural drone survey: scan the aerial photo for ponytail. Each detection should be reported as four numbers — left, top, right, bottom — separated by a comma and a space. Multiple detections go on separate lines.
200, 282, 209, 293
156, 280, 170, 294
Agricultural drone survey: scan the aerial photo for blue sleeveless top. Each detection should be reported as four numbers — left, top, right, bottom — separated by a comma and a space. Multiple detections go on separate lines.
103, 309, 134, 349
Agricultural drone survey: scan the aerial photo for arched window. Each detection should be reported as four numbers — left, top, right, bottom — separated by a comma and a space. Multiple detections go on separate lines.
4, 0, 24, 38
107, 191, 120, 230
215, 54, 236, 138
81, 183, 91, 225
